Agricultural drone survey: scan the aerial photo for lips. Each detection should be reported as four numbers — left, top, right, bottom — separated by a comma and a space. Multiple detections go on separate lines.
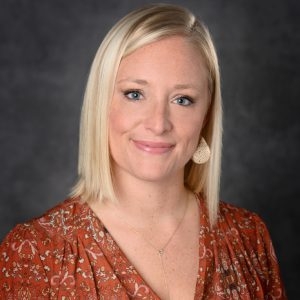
132, 140, 174, 154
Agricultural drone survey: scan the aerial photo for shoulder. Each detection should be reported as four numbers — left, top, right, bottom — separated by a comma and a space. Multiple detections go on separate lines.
217, 201, 271, 242
215, 201, 277, 263
0, 198, 104, 298
1, 197, 104, 251
0, 198, 91, 269
218, 201, 265, 228
206, 201, 287, 298
216, 201, 287, 297
0, 198, 82, 262
31, 197, 94, 241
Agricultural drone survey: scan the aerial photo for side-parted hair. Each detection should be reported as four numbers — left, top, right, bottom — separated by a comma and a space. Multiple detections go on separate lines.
71, 4, 222, 226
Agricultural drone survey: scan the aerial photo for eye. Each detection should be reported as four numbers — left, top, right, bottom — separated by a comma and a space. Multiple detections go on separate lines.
124, 90, 143, 101
173, 96, 193, 106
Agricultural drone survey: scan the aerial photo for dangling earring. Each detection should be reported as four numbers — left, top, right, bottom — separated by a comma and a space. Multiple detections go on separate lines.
192, 137, 210, 164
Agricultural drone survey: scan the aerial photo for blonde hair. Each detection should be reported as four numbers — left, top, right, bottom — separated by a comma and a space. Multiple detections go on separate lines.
71, 4, 222, 226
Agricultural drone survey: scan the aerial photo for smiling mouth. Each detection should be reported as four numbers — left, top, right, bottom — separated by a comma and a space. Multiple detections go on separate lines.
132, 140, 175, 154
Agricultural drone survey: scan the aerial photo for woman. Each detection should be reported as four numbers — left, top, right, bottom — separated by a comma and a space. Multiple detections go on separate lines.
0, 4, 286, 299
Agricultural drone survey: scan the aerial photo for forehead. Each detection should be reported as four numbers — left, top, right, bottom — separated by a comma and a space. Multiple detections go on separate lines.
116, 36, 208, 86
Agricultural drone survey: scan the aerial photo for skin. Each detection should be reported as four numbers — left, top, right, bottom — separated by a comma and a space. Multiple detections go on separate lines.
91, 36, 210, 299
109, 36, 209, 188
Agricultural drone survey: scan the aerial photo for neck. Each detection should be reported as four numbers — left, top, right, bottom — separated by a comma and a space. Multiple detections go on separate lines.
108, 169, 191, 224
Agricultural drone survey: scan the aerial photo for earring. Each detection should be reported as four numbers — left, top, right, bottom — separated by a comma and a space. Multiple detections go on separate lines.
192, 137, 210, 164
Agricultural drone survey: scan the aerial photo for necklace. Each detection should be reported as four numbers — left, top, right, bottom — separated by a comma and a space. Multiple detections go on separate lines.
117, 195, 189, 300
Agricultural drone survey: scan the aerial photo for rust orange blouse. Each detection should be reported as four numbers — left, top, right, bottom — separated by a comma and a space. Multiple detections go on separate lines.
0, 197, 286, 299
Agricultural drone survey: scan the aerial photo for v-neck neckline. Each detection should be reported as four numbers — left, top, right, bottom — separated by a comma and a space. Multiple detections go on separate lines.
83, 194, 211, 299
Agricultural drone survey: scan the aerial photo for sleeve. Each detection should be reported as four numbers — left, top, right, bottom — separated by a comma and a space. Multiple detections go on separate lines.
252, 214, 287, 300
0, 223, 51, 299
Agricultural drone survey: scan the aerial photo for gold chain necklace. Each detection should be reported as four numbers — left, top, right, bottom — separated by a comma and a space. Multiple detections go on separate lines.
117, 196, 189, 300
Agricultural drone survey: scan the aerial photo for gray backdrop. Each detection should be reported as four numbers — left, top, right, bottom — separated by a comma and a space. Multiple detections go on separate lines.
0, 0, 299, 297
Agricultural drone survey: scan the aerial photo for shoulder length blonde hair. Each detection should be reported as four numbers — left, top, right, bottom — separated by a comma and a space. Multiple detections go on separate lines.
71, 4, 222, 226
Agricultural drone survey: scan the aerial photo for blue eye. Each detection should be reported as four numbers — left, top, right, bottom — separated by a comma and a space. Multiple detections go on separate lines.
124, 90, 142, 101
173, 97, 193, 106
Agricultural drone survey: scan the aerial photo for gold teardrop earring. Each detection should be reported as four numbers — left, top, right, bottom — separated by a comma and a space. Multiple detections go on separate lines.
192, 137, 210, 164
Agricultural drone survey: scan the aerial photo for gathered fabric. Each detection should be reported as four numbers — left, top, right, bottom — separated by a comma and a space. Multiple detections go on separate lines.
0, 196, 286, 299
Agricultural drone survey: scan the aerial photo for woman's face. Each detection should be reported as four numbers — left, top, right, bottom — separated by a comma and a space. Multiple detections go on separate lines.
109, 36, 210, 184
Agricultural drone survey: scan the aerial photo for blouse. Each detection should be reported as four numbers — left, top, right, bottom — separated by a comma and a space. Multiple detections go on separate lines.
0, 196, 286, 299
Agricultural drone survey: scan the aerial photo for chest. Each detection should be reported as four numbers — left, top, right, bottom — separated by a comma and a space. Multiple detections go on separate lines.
111, 221, 200, 300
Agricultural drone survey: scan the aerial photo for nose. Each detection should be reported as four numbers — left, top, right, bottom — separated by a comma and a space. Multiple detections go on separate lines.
143, 99, 172, 135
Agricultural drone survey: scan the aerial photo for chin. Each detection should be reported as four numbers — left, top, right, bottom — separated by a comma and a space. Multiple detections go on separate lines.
130, 166, 181, 183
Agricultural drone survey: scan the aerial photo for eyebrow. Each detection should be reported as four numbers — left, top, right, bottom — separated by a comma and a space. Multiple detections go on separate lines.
173, 83, 200, 90
116, 78, 202, 91
116, 78, 148, 85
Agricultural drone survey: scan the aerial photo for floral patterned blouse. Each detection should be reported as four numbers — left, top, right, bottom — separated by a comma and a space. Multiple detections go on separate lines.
0, 196, 286, 299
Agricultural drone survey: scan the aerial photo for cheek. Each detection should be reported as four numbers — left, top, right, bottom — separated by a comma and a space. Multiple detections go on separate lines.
183, 120, 205, 161
109, 109, 126, 161
188, 128, 202, 150
108, 111, 124, 157
184, 117, 205, 144
109, 107, 128, 137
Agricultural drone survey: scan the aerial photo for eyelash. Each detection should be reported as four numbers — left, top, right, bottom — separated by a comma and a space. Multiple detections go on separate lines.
173, 96, 194, 106
122, 90, 194, 106
123, 90, 143, 101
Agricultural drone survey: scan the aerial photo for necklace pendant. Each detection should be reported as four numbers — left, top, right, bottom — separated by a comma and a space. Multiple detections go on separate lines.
158, 249, 164, 256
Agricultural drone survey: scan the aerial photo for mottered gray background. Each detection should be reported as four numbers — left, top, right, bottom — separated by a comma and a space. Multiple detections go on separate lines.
0, 0, 299, 297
